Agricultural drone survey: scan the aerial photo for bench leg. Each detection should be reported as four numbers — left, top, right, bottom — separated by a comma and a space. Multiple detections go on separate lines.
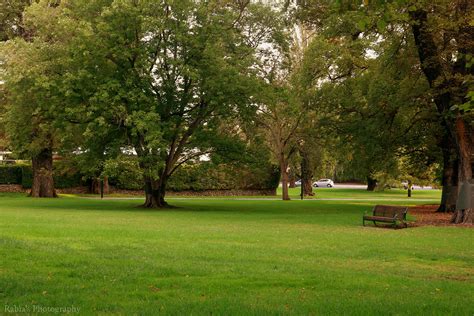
373, 221, 377, 227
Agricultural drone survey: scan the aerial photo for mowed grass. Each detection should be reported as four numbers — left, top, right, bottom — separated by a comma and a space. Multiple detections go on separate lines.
0, 191, 473, 315
95, 187, 441, 201
281, 187, 441, 200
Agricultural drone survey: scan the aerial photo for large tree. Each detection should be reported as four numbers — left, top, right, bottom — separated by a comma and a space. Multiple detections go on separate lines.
258, 86, 303, 200
294, 1, 470, 215
407, 0, 474, 223
252, 8, 306, 201
1, 1, 60, 197
296, 25, 438, 191
17, 0, 280, 207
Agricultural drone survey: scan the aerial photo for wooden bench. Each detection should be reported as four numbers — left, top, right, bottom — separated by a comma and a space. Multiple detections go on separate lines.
363, 205, 408, 228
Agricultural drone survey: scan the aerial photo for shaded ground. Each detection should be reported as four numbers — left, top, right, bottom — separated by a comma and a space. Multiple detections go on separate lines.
409, 205, 473, 227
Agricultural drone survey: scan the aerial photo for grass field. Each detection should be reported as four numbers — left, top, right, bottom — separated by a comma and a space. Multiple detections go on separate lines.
282, 187, 440, 200
1, 190, 473, 315
95, 187, 441, 200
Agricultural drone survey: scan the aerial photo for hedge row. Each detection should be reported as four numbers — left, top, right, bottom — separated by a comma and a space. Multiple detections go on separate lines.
0, 165, 22, 185
169, 163, 280, 191
107, 158, 280, 191
0, 164, 83, 189
0, 160, 280, 191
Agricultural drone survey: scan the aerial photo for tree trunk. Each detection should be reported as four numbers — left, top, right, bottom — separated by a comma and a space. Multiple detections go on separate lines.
302, 179, 314, 196
437, 135, 458, 212
452, 208, 473, 224
89, 177, 110, 195
410, 8, 473, 223
288, 170, 296, 188
454, 117, 473, 183
280, 159, 290, 201
451, 117, 473, 223
407, 179, 412, 198
136, 145, 173, 208
300, 149, 314, 196
142, 176, 169, 208
367, 176, 377, 191
103, 176, 109, 194
451, 180, 474, 224
30, 148, 57, 198
438, 185, 459, 212
90, 179, 98, 194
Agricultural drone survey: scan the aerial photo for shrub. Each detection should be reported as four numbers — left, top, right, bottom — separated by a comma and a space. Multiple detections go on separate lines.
0, 165, 22, 184
20, 165, 33, 188
103, 157, 143, 190
103, 155, 280, 191
53, 160, 84, 188
20, 161, 83, 189
6, 156, 279, 192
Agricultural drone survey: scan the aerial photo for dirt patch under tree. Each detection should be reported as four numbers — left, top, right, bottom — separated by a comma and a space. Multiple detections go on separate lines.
408, 205, 473, 227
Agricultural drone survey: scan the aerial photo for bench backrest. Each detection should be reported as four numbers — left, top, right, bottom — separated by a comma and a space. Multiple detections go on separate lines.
372, 205, 408, 219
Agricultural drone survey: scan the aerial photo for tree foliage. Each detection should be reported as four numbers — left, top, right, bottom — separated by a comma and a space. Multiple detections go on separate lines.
2, 0, 285, 206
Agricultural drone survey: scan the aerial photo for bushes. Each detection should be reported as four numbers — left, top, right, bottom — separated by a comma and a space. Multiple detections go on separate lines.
104, 157, 143, 190
1, 162, 83, 189
20, 165, 32, 188
167, 163, 280, 191
170, 163, 279, 191
52, 160, 84, 189
103, 156, 280, 191
1, 157, 279, 192
0, 164, 34, 187
0, 165, 22, 184
0, 164, 31, 187
54, 172, 83, 189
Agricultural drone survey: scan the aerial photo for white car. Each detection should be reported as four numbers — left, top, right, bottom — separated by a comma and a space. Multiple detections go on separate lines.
313, 179, 334, 188
295, 179, 302, 187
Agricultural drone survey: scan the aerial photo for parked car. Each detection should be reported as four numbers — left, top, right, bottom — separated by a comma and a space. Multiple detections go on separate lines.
295, 179, 302, 187
313, 179, 334, 188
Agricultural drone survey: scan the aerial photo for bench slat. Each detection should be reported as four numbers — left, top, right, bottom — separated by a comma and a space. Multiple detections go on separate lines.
363, 205, 408, 228
372, 205, 407, 220
363, 216, 397, 222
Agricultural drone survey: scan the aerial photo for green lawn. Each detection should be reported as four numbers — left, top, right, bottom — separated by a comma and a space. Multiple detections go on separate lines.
1, 191, 473, 315
93, 187, 441, 200
280, 187, 441, 200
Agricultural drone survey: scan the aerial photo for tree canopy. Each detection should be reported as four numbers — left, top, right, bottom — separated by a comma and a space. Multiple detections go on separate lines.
1, 0, 472, 221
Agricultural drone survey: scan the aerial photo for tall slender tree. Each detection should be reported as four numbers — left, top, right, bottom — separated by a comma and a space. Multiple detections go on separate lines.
258, 87, 303, 200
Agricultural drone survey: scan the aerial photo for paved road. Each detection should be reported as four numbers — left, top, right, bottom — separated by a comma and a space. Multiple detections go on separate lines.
314, 183, 435, 190
330, 183, 367, 189
286, 183, 368, 189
